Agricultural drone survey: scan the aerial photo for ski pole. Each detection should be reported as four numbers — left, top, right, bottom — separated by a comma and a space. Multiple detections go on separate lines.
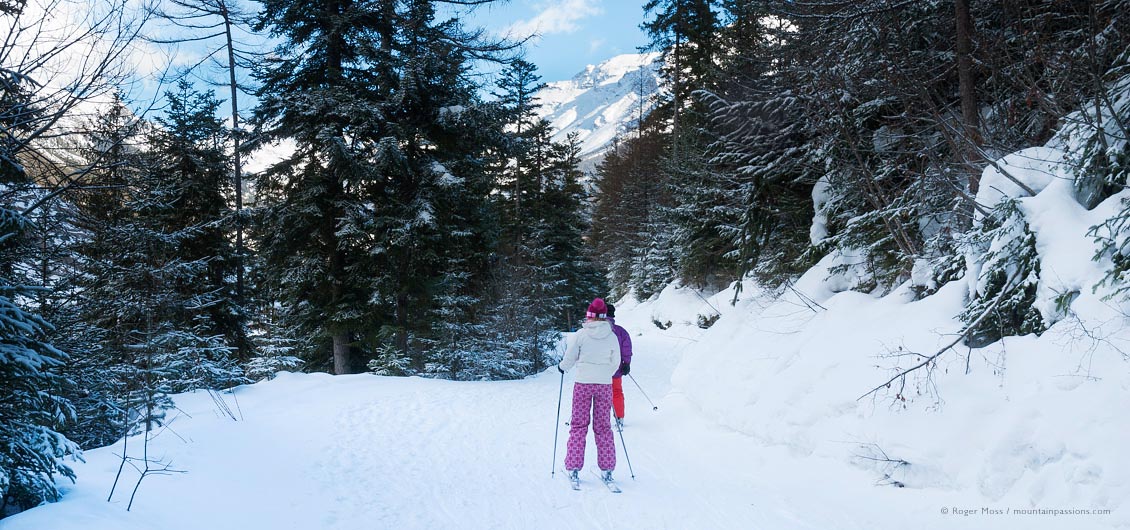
551, 370, 565, 477
615, 422, 636, 479
628, 374, 658, 411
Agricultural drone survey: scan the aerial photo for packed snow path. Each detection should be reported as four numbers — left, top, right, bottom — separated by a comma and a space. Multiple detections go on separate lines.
2, 328, 1101, 529
4, 333, 884, 530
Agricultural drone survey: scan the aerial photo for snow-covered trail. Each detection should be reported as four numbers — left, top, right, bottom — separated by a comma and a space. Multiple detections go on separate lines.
3, 327, 1007, 530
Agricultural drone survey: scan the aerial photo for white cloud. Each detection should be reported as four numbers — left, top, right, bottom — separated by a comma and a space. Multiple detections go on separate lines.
504, 0, 603, 40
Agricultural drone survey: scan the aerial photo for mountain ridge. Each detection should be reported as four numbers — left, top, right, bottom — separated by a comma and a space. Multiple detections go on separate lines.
534, 52, 662, 165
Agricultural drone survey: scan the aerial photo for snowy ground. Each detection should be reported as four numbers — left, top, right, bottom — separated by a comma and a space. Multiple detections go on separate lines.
2, 289, 1122, 529
0, 336, 868, 530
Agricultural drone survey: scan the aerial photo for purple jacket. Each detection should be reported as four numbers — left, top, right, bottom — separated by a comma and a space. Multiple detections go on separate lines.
609, 317, 632, 378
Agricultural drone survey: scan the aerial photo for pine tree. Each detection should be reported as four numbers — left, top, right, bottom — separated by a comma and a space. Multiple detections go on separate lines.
148, 81, 247, 363
641, 0, 722, 138
62, 88, 245, 454
494, 59, 548, 250
466, 63, 602, 377
52, 96, 149, 449
143, 81, 246, 391
778, 0, 1130, 293
698, 6, 820, 289
1082, 24, 1130, 298
0, 214, 78, 512
590, 128, 670, 300
478, 114, 554, 376
641, 0, 730, 289
253, 0, 513, 374
251, 0, 390, 374
0, 66, 77, 514
542, 132, 606, 328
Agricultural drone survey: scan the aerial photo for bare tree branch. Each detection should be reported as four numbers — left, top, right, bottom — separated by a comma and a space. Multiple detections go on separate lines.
858, 271, 1021, 401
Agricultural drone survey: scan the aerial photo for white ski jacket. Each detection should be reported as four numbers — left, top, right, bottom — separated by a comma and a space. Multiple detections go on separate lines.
558, 320, 620, 384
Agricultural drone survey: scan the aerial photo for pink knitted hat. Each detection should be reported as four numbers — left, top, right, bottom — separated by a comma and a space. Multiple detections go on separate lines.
586, 298, 608, 319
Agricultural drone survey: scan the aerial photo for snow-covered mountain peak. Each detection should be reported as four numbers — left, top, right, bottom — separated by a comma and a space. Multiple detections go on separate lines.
568, 52, 660, 89
536, 52, 663, 162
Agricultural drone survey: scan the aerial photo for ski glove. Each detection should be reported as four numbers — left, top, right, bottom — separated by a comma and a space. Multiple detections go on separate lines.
620, 362, 630, 376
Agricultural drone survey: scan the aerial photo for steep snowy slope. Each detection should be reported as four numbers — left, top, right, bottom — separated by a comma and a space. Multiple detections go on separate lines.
625, 146, 1130, 527
535, 52, 662, 164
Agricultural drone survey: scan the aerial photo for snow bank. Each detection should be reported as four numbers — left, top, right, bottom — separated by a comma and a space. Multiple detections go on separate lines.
974, 147, 1064, 215
627, 143, 1130, 529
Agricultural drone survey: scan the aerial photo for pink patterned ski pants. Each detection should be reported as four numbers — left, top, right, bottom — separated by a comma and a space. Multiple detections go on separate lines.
565, 383, 616, 471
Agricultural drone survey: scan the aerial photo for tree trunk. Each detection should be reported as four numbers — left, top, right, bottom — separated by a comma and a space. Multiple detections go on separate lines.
324, 0, 349, 375
671, 27, 682, 162
219, 1, 244, 308
396, 292, 410, 355
332, 332, 351, 375
955, 0, 980, 193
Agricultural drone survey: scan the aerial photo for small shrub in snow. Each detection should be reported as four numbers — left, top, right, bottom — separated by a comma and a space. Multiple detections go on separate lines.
961, 199, 1045, 347
1089, 199, 1130, 302
367, 344, 414, 377
246, 311, 304, 381
852, 443, 910, 489
911, 229, 966, 299
697, 313, 720, 329
1070, 55, 1129, 209
1078, 52, 1130, 295
246, 352, 303, 382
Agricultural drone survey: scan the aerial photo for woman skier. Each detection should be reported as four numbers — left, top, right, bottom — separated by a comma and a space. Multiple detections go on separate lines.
558, 298, 621, 488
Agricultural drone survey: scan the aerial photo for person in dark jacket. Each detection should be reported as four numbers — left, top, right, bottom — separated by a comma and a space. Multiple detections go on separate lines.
606, 303, 632, 429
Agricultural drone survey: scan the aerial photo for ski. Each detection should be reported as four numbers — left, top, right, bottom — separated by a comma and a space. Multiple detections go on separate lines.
565, 470, 581, 491
593, 470, 622, 493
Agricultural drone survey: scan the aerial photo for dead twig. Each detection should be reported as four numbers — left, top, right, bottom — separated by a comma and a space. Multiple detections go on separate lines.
858, 272, 1020, 401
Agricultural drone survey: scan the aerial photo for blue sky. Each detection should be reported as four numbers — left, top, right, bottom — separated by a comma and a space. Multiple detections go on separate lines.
465, 0, 652, 82
133, 0, 653, 117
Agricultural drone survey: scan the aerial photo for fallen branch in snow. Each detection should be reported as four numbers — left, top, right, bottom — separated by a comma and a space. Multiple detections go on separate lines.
692, 288, 723, 318
153, 411, 189, 444
1054, 305, 1130, 375
952, 125, 1041, 199
785, 280, 826, 313
207, 388, 239, 422
123, 418, 187, 512
852, 443, 909, 488
857, 453, 910, 467
858, 272, 1019, 401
